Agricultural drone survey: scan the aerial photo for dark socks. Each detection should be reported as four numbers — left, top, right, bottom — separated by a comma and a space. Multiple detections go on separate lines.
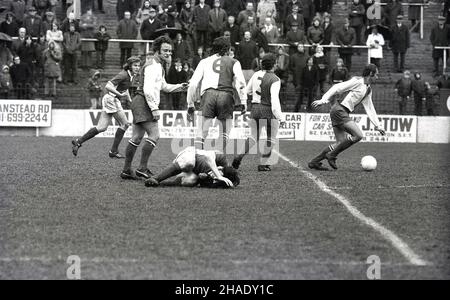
138, 139, 156, 170
155, 163, 182, 183
194, 137, 204, 150
123, 142, 138, 172
328, 136, 357, 158
78, 127, 99, 144
311, 144, 334, 163
111, 128, 126, 153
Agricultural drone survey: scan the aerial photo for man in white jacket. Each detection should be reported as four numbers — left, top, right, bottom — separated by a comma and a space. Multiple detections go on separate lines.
309, 64, 386, 170
366, 25, 385, 69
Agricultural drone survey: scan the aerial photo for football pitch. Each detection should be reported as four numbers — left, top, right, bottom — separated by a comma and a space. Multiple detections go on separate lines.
0, 137, 449, 279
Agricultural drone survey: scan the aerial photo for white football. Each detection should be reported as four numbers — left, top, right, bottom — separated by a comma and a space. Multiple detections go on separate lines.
361, 155, 377, 171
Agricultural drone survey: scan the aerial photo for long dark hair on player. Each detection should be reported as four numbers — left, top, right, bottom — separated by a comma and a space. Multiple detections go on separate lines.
152, 35, 173, 54
362, 64, 378, 77
212, 37, 231, 56
123, 56, 141, 71
223, 166, 240, 187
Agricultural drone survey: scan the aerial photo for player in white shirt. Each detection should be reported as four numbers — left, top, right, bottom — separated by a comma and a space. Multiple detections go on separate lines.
232, 53, 285, 172
309, 64, 386, 170
187, 37, 247, 153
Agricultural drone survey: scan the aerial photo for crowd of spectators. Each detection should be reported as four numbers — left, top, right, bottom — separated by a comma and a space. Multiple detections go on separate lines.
0, 0, 448, 115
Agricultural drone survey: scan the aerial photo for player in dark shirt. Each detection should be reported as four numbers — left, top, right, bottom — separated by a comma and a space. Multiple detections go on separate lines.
144, 147, 239, 188
71, 56, 141, 158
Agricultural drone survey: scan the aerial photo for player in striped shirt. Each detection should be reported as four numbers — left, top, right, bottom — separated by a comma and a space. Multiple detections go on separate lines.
186, 37, 247, 153
309, 64, 386, 170
231, 53, 285, 172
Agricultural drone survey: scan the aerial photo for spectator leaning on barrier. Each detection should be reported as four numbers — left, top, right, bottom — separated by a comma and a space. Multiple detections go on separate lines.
286, 21, 307, 55
0, 12, 20, 37
307, 17, 324, 55
430, 15, 449, 77
117, 11, 138, 67
43, 41, 62, 98
395, 70, 412, 115
261, 16, 279, 44
411, 72, 426, 116
366, 25, 385, 69
0, 65, 13, 99
63, 23, 81, 84
95, 25, 111, 69
390, 15, 410, 73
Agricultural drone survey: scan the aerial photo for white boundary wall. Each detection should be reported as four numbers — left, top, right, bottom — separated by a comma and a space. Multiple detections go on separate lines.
1, 110, 449, 144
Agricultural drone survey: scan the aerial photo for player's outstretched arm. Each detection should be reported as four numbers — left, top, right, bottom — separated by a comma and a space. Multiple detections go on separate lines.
203, 152, 234, 187
312, 78, 359, 109
362, 94, 386, 136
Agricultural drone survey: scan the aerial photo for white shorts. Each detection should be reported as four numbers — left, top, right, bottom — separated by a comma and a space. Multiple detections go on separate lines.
102, 94, 123, 114
173, 147, 196, 172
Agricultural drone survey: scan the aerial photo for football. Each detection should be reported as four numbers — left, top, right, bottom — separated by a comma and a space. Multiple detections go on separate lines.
361, 155, 377, 171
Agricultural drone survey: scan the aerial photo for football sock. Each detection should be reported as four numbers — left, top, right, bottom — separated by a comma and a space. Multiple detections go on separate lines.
138, 139, 156, 170
194, 137, 204, 150
311, 144, 334, 163
78, 127, 99, 144
220, 132, 229, 154
111, 128, 126, 153
328, 136, 358, 158
155, 163, 182, 183
234, 136, 257, 163
123, 140, 139, 172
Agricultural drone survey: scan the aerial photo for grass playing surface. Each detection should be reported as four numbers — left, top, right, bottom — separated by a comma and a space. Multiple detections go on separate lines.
0, 137, 449, 279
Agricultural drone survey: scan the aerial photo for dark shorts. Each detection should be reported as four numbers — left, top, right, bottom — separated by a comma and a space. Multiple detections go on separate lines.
200, 89, 234, 120
330, 103, 352, 127
131, 93, 155, 124
251, 103, 274, 120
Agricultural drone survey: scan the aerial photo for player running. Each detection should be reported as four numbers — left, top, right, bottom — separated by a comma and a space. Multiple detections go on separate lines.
143, 146, 239, 188
231, 53, 285, 172
309, 63, 386, 170
186, 37, 247, 153
120, 36, 187, 180
71, 56, 141, 158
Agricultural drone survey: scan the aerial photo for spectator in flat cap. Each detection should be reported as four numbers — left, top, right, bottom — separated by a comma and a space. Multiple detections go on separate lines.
24, 6, 44, 38
286, 21, 307, 55
0, 12, 19, 37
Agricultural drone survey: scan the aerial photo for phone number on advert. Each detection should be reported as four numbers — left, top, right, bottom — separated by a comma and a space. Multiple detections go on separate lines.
0, 113, 49, 123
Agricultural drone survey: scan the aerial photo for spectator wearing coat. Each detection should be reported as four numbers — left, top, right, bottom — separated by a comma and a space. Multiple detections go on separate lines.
94, 25, 111, 69
261, 17, 279, 44
0, 12, 20, 37
209, 0, 227, 42
117, 0, 137, 21
409, 0, 424, 32
43, 41, 62, 98
61, 12, 80, 33
0, 65, 13, 99
193, 0, 211, 50
237, 2, 256, 26
237, 31, 258, 83
117, 11, 138, 66
41, 11, 56, 34
299, 57, 319, 112
348, 0, 365, 54
140, 6, 163, 41
63, 23, 81, 84
9, 0, 26, 27
0, 42, 13, 70
222, 0, 245, 18
424, 82, 438, 116
223, 16, 240, 47
257, 0, 276, 28
390, 15, 410, 73
336, 18, 356, 72
10, 56, 32, 99
23, 6, 43, 38
173, 33, 191, 63
289, 44, 309, 107
366, 25, 385, 69
80, 9, 98, 70
395, 70, 412, 115
430, 16, 449, 77
382, 0, 403, 29
286, 22, 307, 55
285, 5, 305, 35
411, 72, 427, 116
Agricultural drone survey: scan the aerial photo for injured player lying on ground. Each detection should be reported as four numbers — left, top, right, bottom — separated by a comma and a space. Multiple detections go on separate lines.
144, 146, 240, 188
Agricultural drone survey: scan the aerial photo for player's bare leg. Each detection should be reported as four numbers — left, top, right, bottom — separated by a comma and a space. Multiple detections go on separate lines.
72, 112, 112, 156
135, 121, 159, 179
109, 111, 131, 158
324, 121, 363, 169
121, 124, 145, 180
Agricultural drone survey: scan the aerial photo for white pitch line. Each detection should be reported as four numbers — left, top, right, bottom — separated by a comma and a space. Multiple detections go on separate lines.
274, 150, 429, 267
330, 184, 450, 190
